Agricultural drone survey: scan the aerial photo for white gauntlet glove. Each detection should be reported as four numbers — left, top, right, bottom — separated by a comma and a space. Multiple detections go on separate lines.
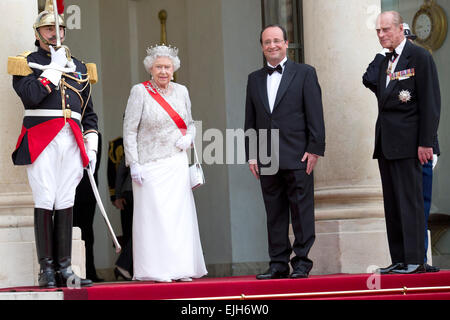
39, 46, 72, 86
84, 132, 98, 174
130, 163, 144, 186
175, 134, 193, 151
87, 150, 97, 174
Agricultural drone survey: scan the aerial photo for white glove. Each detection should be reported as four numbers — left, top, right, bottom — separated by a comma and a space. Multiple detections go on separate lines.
432, 154, 438, 170
84, 132, 98, 174
66, 59, 76, 71
50, 46, 69, 68
40, 46, 71, 86
87, 150, 97, 174
130, 163, 144, 186
84, 132, 98, 152
175, 134, 193, 151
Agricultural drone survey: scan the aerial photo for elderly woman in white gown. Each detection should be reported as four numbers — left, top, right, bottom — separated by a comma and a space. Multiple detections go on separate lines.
123, 45, 207, 282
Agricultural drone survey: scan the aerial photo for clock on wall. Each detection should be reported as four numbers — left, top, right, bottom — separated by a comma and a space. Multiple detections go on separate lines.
412, 0, 448, 52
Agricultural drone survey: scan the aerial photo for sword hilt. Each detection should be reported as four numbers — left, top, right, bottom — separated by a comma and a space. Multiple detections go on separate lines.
53, 44, 72, 62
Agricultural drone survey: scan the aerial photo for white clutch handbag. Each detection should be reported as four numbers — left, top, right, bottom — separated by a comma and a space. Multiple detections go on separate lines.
190, 143, 205, 190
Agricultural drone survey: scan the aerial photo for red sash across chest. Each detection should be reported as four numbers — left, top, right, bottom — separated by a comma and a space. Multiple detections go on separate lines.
142, 81, 187, 136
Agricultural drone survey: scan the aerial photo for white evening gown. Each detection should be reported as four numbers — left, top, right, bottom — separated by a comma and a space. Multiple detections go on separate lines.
132, 151, 207, 281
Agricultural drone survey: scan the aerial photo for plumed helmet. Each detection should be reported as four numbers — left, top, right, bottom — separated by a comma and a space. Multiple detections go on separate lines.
34, 0, 66, 46
33, 0, 66, 31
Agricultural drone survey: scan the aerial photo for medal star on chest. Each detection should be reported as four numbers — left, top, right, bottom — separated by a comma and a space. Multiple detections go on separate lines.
398, 90, 412, 103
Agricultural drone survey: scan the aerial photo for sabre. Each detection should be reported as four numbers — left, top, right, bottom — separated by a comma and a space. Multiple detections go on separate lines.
52, 0, 62, 47
52, 0, 72, 60
86, 166, 122, 253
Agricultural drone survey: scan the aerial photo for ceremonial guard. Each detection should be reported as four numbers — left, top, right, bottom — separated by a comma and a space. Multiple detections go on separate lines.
8, 0, 98, 288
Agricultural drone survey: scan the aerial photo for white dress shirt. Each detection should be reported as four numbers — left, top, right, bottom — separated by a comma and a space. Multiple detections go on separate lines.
267, 57, 287, 112
386, 38, 407, 87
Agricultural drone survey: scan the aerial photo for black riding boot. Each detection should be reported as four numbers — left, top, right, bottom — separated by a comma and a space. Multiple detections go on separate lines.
34, 208, 57, 288
54, 208, 93, 287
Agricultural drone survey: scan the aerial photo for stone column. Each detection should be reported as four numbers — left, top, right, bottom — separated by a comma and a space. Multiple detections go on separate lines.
0, 0, 85, 288
301, 0, 392, 274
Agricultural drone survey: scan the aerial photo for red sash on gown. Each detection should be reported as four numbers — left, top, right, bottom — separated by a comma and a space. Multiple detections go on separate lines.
142, 81, 187, 136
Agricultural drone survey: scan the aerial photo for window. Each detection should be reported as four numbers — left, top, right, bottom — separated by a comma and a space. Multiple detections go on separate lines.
261, 0, 304, 63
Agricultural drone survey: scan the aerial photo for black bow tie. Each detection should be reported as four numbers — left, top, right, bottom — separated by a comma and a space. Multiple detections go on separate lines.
386, 51, 399, 62
266, 64, 283, 75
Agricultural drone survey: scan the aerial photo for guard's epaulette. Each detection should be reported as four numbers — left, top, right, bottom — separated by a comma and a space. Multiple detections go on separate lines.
85, 63, 98, 85
7, 51, 33, 76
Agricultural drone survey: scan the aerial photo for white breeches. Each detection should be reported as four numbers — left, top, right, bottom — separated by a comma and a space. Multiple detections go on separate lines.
26, 124, 84, 210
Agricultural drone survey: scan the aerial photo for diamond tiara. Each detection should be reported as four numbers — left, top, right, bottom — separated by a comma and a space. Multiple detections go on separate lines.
146, 44, 179, 59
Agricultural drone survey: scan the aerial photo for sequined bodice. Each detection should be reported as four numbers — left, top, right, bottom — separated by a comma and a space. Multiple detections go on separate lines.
123, 82, 195, 165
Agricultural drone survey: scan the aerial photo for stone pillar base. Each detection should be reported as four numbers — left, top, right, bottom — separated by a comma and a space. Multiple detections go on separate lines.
308, 218, 391, 275
290, 186, 392, 275
0, 225, 86, 289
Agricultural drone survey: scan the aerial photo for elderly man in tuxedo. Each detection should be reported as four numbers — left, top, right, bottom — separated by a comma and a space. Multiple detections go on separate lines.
245, 24, 325, 279
368, 12, 441, 274
363, 22, 440, 273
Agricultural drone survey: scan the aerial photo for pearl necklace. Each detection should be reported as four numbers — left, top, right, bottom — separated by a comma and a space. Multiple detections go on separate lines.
151, 80, 171, 95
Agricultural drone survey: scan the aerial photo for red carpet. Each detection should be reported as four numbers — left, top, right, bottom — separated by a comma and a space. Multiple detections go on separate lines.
2, 271, 450, 300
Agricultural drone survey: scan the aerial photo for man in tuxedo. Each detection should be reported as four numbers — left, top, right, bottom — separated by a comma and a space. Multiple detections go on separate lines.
363, 22, 440, 273
245, 24, 325, 279
369, 12, 440, 274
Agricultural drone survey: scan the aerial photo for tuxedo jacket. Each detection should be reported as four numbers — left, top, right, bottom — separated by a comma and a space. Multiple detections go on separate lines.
371, 41, 440, 160
11, 47, 98, 166
245, 59, 325, 170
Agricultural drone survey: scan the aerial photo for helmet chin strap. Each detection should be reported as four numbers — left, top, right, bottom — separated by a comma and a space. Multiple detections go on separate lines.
36, 30, 51, 47
35, 28, 72, 62
36, 27, 66, 49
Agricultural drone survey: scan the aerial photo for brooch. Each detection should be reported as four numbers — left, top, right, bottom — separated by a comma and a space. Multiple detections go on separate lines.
398, 90, 412, 103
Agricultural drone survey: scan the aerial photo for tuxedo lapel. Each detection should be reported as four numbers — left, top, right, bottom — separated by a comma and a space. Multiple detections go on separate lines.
273, 60, 296, 112
381, 76, 397, 107
256, 69, 271, 115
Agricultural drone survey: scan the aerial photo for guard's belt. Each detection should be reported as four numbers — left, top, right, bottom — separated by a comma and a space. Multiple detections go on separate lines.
24, 109, 81, 121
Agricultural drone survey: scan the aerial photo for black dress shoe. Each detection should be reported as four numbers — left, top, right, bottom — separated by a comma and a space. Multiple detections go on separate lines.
425, 264, 440, 273
290, 269, 309, 279
376, 263, 405, 274
392, 264, 426, 274
256, 268, 289, 280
